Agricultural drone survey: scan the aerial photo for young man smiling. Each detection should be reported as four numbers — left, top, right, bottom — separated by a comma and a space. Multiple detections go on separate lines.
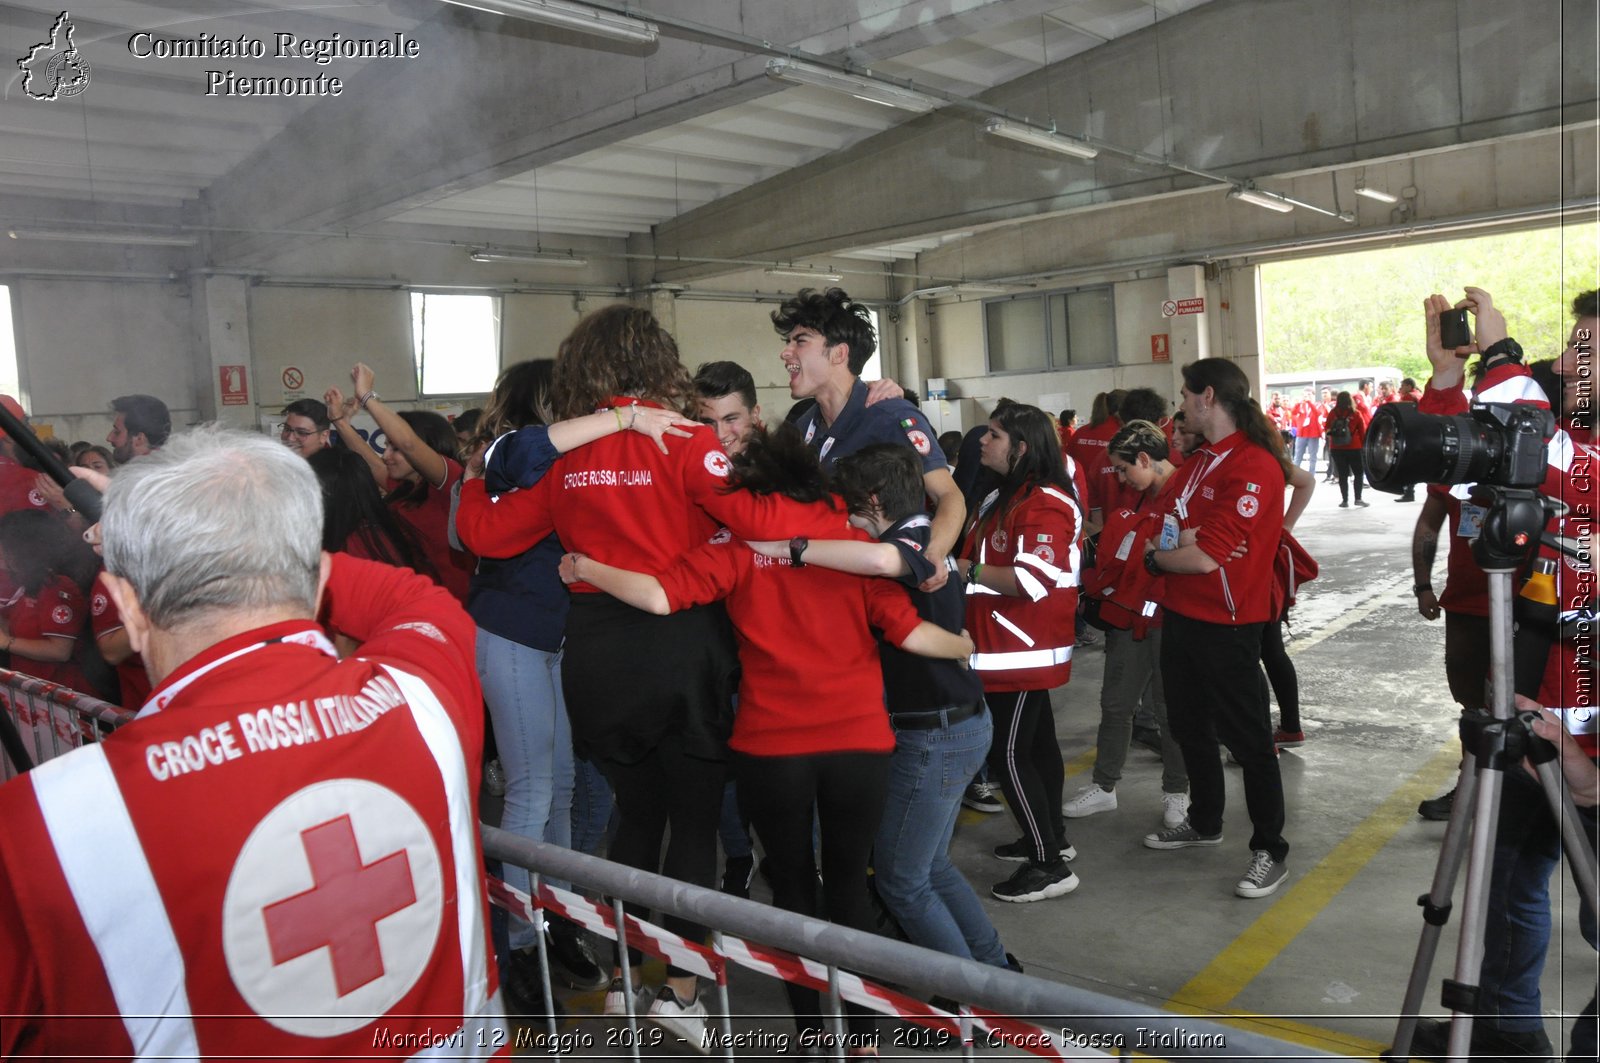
692, 361, 763, 457
773, 287, 963, 589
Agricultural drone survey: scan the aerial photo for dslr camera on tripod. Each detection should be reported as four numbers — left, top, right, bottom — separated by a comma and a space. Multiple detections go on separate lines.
1363, 400, 1553, 493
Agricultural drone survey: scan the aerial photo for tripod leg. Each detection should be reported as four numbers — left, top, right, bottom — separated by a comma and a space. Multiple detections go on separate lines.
1533, 758, 1600, 915
1387, 752, 1482, 1061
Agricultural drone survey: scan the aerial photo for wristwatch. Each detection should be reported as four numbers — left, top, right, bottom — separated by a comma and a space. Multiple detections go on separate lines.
1143, 549, 1162, 576
789, 536, 809, 567
1413, 582, 1433, 596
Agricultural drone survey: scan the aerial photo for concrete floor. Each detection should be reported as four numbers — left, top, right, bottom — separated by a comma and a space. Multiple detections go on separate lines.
519, 477, 1596, 1058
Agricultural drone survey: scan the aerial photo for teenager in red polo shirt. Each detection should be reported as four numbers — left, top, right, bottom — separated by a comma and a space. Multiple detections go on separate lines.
1066, 390, 1123, 535
1140, 359, 1290, 900
556, 427, 972, 1045
0, 510, 93, 696
455, 305, 808, 1036
1289, 388, 1324, 476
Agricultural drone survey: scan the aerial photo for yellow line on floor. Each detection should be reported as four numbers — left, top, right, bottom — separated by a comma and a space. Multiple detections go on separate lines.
1163, 743, 1461, 1050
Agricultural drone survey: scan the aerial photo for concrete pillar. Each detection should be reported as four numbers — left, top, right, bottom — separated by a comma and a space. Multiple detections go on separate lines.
1218, 265, 1266, 396
1162, 263, 1210, 396
891, 301, 931, 399
648, 288, 677, 336
192, 275, 256, 430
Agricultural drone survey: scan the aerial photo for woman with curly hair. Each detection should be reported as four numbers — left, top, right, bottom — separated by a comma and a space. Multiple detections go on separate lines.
557, 426, 972, 1049
456, 305, 805, 1037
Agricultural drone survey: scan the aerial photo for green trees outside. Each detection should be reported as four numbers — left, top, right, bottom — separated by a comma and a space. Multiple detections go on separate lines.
1262, 223, 1599, 382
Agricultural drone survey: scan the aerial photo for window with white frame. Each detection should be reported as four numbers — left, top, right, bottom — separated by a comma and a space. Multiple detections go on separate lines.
984, 284, 1116, 372
0, 286, 17, 400
410, 292, 501, 396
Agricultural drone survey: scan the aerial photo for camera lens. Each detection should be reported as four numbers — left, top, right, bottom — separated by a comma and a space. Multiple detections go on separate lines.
1363, 404, 1504, 491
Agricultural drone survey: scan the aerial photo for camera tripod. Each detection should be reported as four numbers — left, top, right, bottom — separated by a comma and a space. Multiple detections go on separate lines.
1385, 532, 1599, 1061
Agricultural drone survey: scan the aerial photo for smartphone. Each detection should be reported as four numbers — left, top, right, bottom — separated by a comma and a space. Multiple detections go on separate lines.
1439, 307, 1473, 352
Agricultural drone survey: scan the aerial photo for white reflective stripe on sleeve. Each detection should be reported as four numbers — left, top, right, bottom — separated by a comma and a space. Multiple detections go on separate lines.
1547, 426, 1574, 473
1141, 600, 1159, 617
1015, 550, 1079, 589
383, 666, 494, 1028
1475, 375, 1551, 407
1039, 486, 1075, 508
991, 610, 1036, 647
30, 746, 200, 1060
970, 646, 1073, 670
1550, 706, 1598, 736
1014, 565, 1048, 602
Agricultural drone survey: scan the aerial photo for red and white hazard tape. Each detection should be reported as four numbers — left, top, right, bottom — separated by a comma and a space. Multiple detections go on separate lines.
486, 875, 724, 983
485, 876, 1070, 1061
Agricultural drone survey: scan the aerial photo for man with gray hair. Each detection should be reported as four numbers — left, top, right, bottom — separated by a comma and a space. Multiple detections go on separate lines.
0, 427, 501, 1057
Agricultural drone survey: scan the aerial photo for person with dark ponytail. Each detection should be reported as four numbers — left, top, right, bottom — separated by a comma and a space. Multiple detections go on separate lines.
325, 363, 476, 601
956, 403, 1083, 903
1140, 359, 1291, 900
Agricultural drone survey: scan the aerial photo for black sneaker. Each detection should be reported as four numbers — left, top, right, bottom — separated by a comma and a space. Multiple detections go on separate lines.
720, 854, 754, 899
1418, 788, 1455, 821
990, 860, 1079, 902
502, 947, 567, 1024
1130, 725, 1164, 754
547, 919, 607, 991
961, 780, 1004, 813
1407, 1016, 1552, 1062
993, 837, 1077, 862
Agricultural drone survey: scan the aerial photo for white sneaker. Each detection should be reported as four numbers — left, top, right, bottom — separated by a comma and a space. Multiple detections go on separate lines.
1061, 784, 1117, 818
602, 977, 653, 1018
645, 985, 710, 1052
1161, 791, 1190, 829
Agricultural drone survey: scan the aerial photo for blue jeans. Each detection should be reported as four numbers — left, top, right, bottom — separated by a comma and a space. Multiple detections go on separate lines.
1292, 435, 1320, 476
1479, 770, 1600, 1044
477, 629, 575, 949
874, 708, 1007, 966
719, 780, 752, 860
571, 756, 615, 858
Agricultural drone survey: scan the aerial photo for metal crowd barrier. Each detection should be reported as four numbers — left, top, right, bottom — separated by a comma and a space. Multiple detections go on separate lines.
482, 825, 1330, 1061
0, 666, 132, 781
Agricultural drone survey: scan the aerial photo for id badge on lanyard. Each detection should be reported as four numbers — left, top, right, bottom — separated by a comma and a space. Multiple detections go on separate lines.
1458, 502, 1487, 538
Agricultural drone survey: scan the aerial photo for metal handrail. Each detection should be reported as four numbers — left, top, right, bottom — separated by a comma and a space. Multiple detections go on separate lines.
0, 666, 132, 776
482, 825, 1330, 1060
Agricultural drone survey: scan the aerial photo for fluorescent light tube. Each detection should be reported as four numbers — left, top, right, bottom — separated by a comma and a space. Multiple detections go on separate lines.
764, 266, 843, 282
439, 0, 657, 43
7, 228, 197, 246
983, 118, 1098, 160
469, 248, 589, 267
765, 58, 941, 114
1228, 187, 1294, 214
1355, 182, 1399, 204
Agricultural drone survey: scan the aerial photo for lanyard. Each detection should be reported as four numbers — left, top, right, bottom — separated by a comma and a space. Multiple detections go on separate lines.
1173, 444, 1234, 521
138, 627, 338, 718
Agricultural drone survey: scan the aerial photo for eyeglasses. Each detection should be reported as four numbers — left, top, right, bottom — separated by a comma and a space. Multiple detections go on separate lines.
278, 423, 319, 439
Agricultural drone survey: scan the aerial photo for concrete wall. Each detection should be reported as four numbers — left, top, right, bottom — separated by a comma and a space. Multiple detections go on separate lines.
921, 266, 1263, 417
13, 278, 201, 445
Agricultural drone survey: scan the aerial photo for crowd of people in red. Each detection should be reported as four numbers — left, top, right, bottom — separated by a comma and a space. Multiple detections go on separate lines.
1, 282, 1594, 1061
